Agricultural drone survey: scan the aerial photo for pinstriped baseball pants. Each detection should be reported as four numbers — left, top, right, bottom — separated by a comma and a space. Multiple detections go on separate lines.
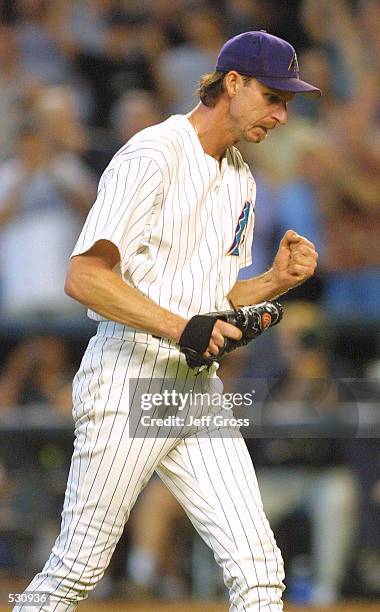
14, 323, 285, 611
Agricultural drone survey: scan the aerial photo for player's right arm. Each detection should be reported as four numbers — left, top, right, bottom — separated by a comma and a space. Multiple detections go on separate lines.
65, 239, 186, 342
65, 239, 240, 352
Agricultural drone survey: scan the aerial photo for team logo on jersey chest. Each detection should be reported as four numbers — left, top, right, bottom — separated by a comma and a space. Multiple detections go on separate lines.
226, 200, 251, 256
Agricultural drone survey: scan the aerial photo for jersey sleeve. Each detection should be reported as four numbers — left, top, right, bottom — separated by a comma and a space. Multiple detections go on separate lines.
71, 156, 162, 273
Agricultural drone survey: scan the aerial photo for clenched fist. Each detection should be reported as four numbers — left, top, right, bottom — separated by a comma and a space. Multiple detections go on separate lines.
272, 229, 318, 293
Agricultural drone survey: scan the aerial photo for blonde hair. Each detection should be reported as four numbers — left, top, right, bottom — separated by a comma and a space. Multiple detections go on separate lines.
197, 71, 253, 107
197, 71, 226, 107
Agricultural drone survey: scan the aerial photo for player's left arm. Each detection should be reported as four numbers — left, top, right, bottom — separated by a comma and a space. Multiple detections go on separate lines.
228, 229, 318, 307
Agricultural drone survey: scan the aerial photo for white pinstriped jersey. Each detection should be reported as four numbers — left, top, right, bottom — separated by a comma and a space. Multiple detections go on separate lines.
72, 114, 256, 322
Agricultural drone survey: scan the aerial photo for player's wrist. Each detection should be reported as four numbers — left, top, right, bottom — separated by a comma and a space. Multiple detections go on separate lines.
263, 267, 291, 299
162, 315, 188, 344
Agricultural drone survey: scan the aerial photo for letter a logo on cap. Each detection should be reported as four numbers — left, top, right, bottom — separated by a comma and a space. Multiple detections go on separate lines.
288, 51, 299, 73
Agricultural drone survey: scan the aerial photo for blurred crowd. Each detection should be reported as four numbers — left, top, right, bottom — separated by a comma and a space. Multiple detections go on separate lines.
0, 0, 379, 606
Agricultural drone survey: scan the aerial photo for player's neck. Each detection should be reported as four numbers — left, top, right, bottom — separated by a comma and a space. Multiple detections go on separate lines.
187, 103, 236, 163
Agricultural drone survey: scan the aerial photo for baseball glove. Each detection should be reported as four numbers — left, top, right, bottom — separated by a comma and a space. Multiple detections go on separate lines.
179, 301, 283, 369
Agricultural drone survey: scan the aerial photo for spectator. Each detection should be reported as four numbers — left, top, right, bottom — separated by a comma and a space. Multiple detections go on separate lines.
14, 0, 74, 86
240, 106, 319, 185
316, 96, 380, 320
300, 0, 380, 100
0, 332, 75, 579
268, 128, 326, 301
359, 0, 380, 70
32, 85, 89, 156
0, 460, 21, 573
292, 46, 343, 120
54, 0, 119, 57
109, 89, 164, 148
31, 83, 110, 177
157, 3, 225, 113
0, 336, 72, 414
0, 120, 96, 319
225, 0, 310, 51
149, 0, 187, 47
346, 439, 380, 598
344, 358, 380, 597
75, 10, 159, 126
0, 25, 28, 161
224, 0, 258, 38
275, 132, 324, 255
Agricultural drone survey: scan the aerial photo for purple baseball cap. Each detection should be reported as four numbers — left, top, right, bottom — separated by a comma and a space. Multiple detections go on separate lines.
216, 31, 321, 97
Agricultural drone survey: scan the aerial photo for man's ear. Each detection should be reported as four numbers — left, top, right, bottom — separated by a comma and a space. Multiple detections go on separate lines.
224, 71, 240, 98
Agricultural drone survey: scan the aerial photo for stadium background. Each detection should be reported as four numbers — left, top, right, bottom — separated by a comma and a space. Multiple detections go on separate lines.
0, 0, 379, 609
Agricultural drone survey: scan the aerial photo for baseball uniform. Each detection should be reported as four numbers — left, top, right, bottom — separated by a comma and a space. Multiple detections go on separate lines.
14, 115, 285, 611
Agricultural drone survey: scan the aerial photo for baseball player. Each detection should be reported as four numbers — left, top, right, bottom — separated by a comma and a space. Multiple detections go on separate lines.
15, 32, 320, 611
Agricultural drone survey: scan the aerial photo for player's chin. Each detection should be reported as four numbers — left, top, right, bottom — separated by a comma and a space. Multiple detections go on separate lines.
245, 128, 268, 143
